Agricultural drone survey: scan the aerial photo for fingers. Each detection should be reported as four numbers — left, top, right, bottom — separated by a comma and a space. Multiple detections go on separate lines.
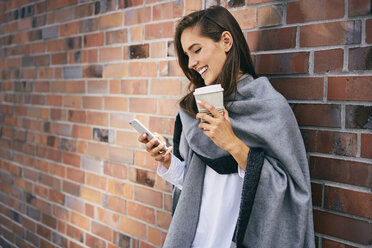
196, 100, 221, 118
138, 133, 149, 143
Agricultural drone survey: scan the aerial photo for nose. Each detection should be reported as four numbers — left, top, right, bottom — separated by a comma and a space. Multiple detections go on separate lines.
188, 56, 197, 70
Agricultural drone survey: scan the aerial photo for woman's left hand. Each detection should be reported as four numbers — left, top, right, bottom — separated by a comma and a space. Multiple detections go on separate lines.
196, 100, 237, 152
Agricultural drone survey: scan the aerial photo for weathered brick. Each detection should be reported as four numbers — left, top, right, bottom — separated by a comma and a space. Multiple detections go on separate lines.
93, 128, 111, 143
88, 80, 108, 93
300, 21, 361, 47
361, 134, 372, 158
324, 186, 372, 218
75, 3, 94, 18
313, 209, 372, 245
63, 66, 82, 79
258, 5, 283, 28
83, 65, 103, 78
121, 79, 147, 95
328, 76, 372, 101
367, 18, 372, 44
129, 44, 149, 59
106, 29, 128, 45
118, 0, 143, 9
287, 0, 344, 24
63, 180, 81, 197
99, 47, 122, 62
292, 104, 341, 127
84, 33, 104, 48
256, 52, 309, 74
349, 0, 371, 16
42, 26, 59, 40
345, 105, 372, 129
91, 222, 113, 242
314, 49, 344, 73
60, 21, 78, 36
128, 167, 155, 187
129, 24, 144, 42
302, 130, 357, 157
271, 77, 324, 100
348, 46, 372, 71
247, 27, 296, 51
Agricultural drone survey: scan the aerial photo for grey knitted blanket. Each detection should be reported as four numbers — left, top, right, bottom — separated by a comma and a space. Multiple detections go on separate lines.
163, 75, 315, 248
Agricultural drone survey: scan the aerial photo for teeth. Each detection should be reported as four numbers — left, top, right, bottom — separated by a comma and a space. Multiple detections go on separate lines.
198, 67, 207, 75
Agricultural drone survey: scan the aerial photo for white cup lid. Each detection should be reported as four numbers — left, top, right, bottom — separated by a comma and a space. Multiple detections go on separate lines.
193, 84, 224, 95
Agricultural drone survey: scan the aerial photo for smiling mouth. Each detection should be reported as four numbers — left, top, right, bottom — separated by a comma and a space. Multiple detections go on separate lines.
198, 66, 207, 76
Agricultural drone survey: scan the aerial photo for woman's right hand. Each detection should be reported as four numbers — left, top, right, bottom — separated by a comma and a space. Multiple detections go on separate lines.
138, 132, 172, 169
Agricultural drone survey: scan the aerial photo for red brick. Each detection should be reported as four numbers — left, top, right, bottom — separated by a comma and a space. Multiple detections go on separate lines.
129, 62, 157, 77
99, 12, 122, 30
104, 97, 128, 111
116, 131, 141, 148
125, 7, 151, 25
349, 0, 371, 16
103, 63, 128, 78
86, 172, 107, 190
83, 96, 103, 110
97, 207, 120, 227
287, 0, 344, 24
47, 0, 78, 11
84, 33, 104, 48
82, 49, 98, 63
99, 47, 122, 62
63, 152, 81, 167
107, 179, 133, 199
313, 209, 372, 245
156, 211, 171, 229
247, 27, 296, 52
302, 130, 357, 157
149, 116, 175, 135
157, 98, 179, 116
121, 79, 147, 95
70, 211, 90, 231
150, 79, 181, 95
328, 76, 372, 101
271, 77, 324, 100
322, 238, 356, 248
256, 52, 309, 74
88, 80, 108, 94
67, 224, 84, 242
87, 111, 108, 126
366, 19, 372, 44
81, 186, 102, 205
64, 95, 81, 108
258, 5, 283, 28
293, 104, 341, 127
311, 183, 322, 207
324, 186, 372, 218
102, 194, 126, 214
68, 110, 86, 123
148, 226, 165, 247
134, 186, 162, 208
145, 21, 174, 40
300, 21, 361, 47
60, 21, 79, 36
67, 167, 85, 184
128, 201, 155, 224
49, 189, 65, 204
63, 180, 81, 197
91, 221, 113, 242
110, 80, 121, 94
119, 216, 146, 239
153, 1, 184, 21
110, 113, 135, 129
361, 134, 372, 158
129, 98, 157, 114
314, 49, 344, 73
130, 25, 144, 42
104, 162, 127, 180
75, 3, 94, 18
72, 125, 92, 139
87, 142, 109, 159
230, 8, 257, 30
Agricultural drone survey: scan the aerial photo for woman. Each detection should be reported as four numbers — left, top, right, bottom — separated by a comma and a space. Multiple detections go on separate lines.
138, 6, 315, 248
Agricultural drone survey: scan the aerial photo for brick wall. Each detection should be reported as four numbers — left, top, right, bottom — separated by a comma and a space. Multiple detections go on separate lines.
0, 0, 371, 247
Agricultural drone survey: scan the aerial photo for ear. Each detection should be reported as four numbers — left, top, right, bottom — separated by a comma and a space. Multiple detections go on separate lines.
221, 31, 233, 53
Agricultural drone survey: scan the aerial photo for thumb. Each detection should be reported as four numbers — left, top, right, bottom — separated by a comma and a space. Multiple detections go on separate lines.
223, 108, 230, 121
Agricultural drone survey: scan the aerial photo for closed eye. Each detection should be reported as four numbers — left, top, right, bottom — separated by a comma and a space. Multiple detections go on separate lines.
194, 48, 201, 54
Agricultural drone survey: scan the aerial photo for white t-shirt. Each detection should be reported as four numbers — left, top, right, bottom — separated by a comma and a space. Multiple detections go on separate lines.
158, 154, 245, 248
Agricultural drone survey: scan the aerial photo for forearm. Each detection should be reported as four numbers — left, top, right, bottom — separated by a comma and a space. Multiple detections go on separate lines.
227, 137, 250, 170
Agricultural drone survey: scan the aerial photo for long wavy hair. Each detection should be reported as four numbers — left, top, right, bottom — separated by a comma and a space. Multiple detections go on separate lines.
175, 6, 257, 117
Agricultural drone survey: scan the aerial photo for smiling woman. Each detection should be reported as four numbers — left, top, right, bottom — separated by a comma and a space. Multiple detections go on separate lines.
137, 5, 315, 248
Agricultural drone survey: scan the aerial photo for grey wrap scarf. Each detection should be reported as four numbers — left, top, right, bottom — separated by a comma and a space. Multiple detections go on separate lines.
163, 75, 315, 248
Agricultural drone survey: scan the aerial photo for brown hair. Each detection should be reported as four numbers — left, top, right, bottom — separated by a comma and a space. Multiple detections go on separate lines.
175, 6, 257, 117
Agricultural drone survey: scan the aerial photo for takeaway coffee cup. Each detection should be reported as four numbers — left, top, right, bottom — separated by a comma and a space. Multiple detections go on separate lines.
193, 84, 224, 116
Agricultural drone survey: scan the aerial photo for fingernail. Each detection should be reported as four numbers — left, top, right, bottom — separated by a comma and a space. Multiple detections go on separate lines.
196, 100, 202, 104
142, 133, 146, 137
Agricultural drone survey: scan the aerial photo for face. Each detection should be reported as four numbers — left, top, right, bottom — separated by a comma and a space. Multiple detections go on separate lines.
180, 27, 231, 85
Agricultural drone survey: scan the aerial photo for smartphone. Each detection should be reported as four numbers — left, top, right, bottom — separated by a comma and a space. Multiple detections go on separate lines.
129, 119, 168, 152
